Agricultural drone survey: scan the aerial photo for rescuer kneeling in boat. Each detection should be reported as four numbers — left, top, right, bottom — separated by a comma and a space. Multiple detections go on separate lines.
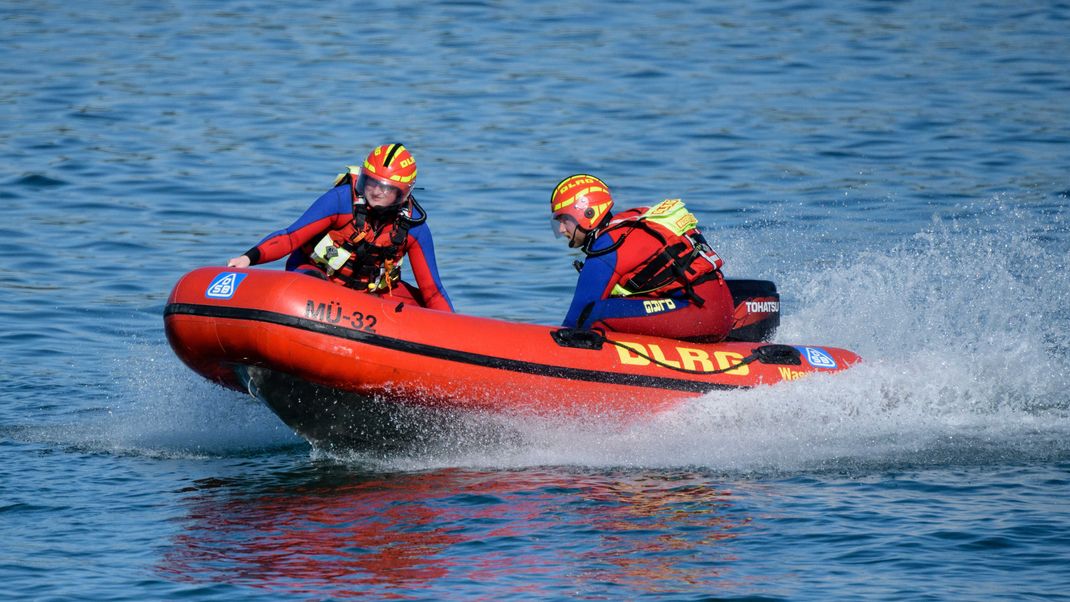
227, 143, 454, 311
550, 174, 733, 342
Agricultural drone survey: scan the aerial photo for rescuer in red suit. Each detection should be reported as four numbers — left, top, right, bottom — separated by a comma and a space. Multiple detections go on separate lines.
227, 143, 453, 311
550, 174, 733, 342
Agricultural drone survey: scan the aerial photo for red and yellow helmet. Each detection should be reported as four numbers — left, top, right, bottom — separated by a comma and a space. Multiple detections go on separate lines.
356, 143, 417, 205
550, 174, 614, 231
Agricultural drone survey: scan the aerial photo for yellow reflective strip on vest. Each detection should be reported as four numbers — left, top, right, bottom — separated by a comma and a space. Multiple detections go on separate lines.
612, 281, 672, 297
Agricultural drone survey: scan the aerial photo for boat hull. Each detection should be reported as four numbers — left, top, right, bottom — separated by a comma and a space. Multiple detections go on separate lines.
164, 268, 860, 448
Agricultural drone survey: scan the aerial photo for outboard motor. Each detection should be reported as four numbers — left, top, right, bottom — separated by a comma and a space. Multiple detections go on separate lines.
724, 279, 780, 342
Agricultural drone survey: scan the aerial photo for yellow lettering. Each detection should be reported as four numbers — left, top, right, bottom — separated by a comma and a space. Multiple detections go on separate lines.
714, 351, 750, 375
649, 345, 681, 368
557, 176, 596, 196
641, 299, 677, 314
614, 342, 751, 375
777, 367, 808, 381
649, 199, 680, 215
614, 342, 650, 366
678, 347, 713, 372
675, 213, 697, 230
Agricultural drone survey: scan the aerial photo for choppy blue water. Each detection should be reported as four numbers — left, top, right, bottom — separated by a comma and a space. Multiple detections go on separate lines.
3, 0, 1069, 599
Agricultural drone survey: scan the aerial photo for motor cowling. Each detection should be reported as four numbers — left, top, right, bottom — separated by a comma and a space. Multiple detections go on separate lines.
724, 279, 780, 342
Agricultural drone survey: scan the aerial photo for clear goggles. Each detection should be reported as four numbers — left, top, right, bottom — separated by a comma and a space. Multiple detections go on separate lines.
552, 213, 580, 238
356, 174, 405, 204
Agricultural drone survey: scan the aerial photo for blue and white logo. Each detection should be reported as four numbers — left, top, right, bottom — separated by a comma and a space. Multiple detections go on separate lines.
798, 346, 838, 370
205, 272, 247, 300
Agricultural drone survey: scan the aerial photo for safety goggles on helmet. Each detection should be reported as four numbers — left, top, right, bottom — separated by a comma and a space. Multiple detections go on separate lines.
552, 213, 579, 238
356, 173, 406, 206
552, 213, 592, 248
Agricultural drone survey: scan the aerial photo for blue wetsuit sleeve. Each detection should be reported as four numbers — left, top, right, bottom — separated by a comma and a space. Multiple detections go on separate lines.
562, 236, 618, 328
406, 223, 454, 312
246, 186, 350, 264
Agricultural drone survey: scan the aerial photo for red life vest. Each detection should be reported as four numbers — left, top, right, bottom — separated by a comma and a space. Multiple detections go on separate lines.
585, 199, 724, 304
305, 173, 425, 292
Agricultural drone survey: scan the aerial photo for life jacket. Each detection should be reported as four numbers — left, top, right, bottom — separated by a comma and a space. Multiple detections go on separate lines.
582, 199, 724, 306
305, 169, 427, 292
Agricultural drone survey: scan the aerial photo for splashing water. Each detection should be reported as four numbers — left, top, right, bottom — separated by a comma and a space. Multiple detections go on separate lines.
90, 344, 303, 458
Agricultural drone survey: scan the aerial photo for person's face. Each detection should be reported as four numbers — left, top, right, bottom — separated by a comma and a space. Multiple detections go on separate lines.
363, 178, 402, 208
555, 216, 588, 248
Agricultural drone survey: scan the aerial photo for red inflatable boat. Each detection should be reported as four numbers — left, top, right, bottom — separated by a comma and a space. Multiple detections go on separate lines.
164, 267, 860, 449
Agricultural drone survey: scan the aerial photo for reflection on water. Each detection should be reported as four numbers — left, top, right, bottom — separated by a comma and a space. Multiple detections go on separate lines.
160, 466, 752, 597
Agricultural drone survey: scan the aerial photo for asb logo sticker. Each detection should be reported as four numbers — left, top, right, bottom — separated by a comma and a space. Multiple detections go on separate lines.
797, 346, 837, 370
205, 272, 247, 300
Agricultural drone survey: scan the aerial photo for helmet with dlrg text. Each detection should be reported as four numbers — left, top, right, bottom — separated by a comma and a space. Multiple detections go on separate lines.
356, 143, 418, 206
550, 174, 614, 240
